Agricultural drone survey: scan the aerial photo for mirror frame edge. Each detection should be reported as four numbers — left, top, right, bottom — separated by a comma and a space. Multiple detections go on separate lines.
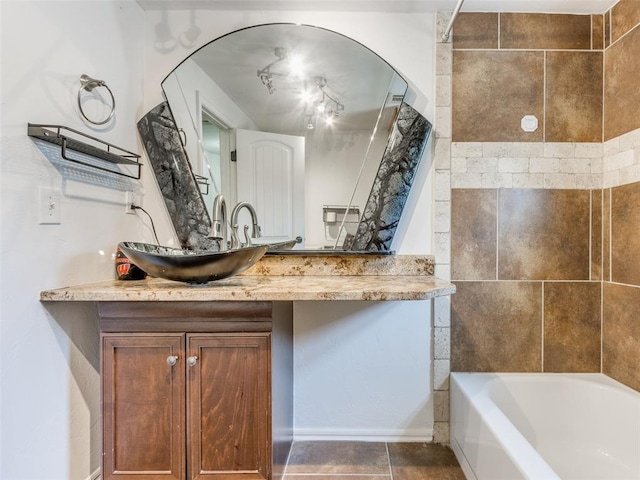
139, 23, 433, 253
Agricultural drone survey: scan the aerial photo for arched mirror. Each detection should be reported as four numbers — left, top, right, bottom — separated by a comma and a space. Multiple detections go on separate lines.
138, 23, 431, 253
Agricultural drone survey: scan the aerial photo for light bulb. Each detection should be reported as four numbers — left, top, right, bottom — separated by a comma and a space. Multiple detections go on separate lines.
289, 54, 305, 78
300, 90, 312, 104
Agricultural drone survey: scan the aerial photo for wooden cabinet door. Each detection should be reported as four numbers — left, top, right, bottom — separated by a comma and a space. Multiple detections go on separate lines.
187, 334, 271, 480
102, 334, 186, 480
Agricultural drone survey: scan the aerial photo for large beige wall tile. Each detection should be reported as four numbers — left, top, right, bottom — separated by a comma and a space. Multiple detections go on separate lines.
605, 25, 640, 140
543, 282, 601, 373
545, 51, 603, 143
611, 181, 640, 286
451, 281, 542, 372
452, 13, 498, 49
451, 189, 497, 280
603, 188, 611, 281
610, 0, 640, 43
500, 13, 591, 50
498, 189, 591, 280
452, 51, 544, 142
603, 282, 640, 392
592, 14, 604, 50
592, 189, 603, 280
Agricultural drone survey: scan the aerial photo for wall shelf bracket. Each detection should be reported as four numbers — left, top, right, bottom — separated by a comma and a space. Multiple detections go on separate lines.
27, 123, 141, 180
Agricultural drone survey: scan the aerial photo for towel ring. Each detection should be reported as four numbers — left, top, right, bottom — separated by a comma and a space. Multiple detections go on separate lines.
77, 74, 115, 125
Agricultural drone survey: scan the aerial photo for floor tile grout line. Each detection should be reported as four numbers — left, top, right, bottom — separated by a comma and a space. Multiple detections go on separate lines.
282, 440, 295, 478
385, 442, 393, 480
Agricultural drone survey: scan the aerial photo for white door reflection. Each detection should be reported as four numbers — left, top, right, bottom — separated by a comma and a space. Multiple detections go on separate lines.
236, 128, 305, 247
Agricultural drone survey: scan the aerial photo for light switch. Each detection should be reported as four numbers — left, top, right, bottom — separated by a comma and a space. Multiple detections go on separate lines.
38, 186, 61, 224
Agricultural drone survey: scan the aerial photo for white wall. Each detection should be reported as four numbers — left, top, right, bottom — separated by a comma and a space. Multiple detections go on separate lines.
143, 10, 436, 440
305, 130, 388, 248
294, 301, 433, 440
0, 1, 145, 478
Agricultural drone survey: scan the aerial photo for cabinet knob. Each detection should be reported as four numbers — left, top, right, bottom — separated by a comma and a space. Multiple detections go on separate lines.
187, 356, 198, 367
166, 355, 178, 366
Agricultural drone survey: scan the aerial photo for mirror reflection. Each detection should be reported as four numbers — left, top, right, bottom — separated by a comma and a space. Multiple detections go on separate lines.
162, 23, 407, 250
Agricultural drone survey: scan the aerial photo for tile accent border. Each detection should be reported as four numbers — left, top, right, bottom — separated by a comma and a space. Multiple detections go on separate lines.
444, 125, 640, 190
432, 11, 454, 444
451, 142, 603, 189
604, 126, 640, 187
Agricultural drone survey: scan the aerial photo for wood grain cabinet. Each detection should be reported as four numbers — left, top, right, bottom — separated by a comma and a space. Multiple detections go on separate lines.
99, 301, 293, 480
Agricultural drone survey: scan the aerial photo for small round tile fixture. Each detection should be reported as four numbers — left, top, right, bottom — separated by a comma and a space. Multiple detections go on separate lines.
521, 115, 539, 132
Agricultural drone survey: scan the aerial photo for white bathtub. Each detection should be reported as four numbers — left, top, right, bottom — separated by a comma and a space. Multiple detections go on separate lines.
450, 373, 640, 480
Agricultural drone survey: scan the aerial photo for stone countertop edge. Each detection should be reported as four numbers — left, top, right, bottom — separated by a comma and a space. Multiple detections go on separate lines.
39, 254, 455, 302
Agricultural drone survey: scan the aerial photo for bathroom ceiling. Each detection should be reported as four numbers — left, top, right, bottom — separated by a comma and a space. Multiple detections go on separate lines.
136, 0, 618, 14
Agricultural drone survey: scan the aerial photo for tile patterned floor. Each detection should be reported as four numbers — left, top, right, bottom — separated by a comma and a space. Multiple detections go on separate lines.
284, 441, 466, 480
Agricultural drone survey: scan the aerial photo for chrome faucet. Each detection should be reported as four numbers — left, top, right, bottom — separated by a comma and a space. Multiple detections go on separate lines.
208, 194, 228, 251
230, 201, 262, 248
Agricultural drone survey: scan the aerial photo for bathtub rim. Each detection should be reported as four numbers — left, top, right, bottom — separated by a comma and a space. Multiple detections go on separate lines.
451, 372, 561, 480
450, 372, 640, 480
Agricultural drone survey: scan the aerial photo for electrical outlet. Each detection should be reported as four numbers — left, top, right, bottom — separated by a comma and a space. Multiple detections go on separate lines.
38, 186, 61, 224
125, 191, 140, 214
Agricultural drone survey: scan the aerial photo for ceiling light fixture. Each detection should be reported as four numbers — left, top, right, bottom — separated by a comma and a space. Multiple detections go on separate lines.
258, 47, 344, 128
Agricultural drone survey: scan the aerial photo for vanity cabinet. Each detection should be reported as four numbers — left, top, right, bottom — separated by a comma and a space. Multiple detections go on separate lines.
99, 301, 293, 480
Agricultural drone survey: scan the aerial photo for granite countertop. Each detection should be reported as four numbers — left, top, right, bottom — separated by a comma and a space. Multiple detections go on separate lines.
40, 254, 456, 302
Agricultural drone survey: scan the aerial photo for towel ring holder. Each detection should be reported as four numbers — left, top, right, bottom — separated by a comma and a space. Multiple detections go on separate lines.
77, 74, 115, 125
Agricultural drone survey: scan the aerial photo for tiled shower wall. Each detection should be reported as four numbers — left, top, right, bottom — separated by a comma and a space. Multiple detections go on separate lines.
451, 188, 602, 373
602, 0, 640, 392
432, 0, 640, 443
452, 12, 603, 143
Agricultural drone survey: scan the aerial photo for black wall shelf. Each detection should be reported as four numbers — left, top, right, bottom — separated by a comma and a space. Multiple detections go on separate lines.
28, 123, 141, 179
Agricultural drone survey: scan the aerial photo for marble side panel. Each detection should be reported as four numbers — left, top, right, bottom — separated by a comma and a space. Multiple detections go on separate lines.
592, 189, 603, 281
610, 0, 640, 43
545, 51, 603, 143
500, 13, 592, 50
611, 181, 640, 286
452, 51, 544, 142
452, 13, 498, 49
605, 25, 640, 141
245, 254, 435, 276
498, 189, 591, 280
451, 189, 497, 280
451, 281, 542, 372
543, 282, 601, 373
603, 282, 640, 392
350, 103, 432, 251
592, 14, 604, 50
137, 102, 214, 251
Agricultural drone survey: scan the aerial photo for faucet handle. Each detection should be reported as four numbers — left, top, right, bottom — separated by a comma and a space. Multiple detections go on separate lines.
243, 225, 252, 246
230, 225, 241, 249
